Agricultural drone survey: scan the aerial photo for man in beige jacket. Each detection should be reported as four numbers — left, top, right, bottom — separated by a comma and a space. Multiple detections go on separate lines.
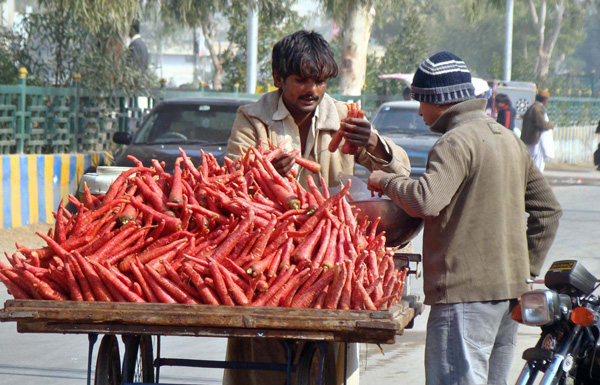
224, 30, 411, 385
368, 52, 562, 385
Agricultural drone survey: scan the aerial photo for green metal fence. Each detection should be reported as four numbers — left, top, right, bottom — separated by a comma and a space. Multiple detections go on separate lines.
2, 68, 600, 155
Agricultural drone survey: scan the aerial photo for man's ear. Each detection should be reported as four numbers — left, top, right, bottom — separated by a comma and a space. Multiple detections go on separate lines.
273, 71, 284, 88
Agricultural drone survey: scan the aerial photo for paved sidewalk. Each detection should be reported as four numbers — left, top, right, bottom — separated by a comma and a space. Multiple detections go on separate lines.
544, 162, 600, 185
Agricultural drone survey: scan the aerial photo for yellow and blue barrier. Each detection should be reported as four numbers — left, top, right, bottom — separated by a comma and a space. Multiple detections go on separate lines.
0, 153, 109, 229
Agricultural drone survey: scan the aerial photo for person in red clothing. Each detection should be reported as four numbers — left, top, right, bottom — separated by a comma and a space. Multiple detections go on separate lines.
495, 93, 516, 132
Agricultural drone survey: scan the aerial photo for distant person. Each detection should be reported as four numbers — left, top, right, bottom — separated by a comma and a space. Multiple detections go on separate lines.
403, 86, 411, 100
520, 90, 554, 171
495, 93, 517, 133
128, 21, 148, 71
594, 120, 600, 171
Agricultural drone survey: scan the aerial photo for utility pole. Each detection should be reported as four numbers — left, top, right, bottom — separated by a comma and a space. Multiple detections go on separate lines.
503, 0, 514, 82
245, 2, 258, 94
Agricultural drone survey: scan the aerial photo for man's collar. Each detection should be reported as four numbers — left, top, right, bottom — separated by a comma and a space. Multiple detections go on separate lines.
430, 98, 488, 134
130, 34, 141, 43
272, 93, 320, 122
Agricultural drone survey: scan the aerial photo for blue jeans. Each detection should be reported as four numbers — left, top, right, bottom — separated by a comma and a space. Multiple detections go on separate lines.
425, 300, 519, 385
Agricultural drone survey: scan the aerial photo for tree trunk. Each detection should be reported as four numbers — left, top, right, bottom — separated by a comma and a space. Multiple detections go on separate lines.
192, 28, 199, 88
201, 17, 224, 91
339, 2, 375, 95
528, 0, 564, 83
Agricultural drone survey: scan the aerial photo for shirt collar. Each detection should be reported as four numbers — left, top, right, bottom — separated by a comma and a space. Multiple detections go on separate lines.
272, 94, 320, 122
130, 34, 142, 43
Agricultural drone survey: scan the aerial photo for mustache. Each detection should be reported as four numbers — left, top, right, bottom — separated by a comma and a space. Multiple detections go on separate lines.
300, 94, 319, 100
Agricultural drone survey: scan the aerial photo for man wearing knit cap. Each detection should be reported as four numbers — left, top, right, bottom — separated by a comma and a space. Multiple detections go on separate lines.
368, 51, 562, 385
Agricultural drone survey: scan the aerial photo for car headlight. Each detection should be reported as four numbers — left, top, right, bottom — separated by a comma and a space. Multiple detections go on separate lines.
520, 290, 559, 326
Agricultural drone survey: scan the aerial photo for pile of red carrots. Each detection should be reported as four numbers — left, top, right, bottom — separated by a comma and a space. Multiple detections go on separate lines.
0, 144, 407, 310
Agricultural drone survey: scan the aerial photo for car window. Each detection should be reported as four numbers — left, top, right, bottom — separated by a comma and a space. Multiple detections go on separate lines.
373, 106, 433, 134
133, 103, 239, 144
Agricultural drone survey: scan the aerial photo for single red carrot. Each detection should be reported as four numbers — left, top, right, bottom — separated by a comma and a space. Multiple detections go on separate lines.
209, 261, 235, 306
89, 221, 138, 262
0, 270, 31, 299
288, 181, 351, 239
74, 253, 113, 302
144, 265, 196, 304
291, 267, 336, 308
92, 261, 145, 303
320, 227, 339, 270
356, 281, 377, 310
328, 129, 345, 153
250, 216, 277, 259
265, 268, 310, 307
101, 167, 150, 207
129, 195, 181, 231
137, 260, 177, 304
120, 238, 187, 272
21, 270, 68, 300
35, 231, 69, 259
183, 262, 220, 305
337, 259, 353, 309
67, 254, 95, 301
251, 266, 296, 307
207, 210, 255, 263
218, 264, 248, 306
294, 156, 321, 174
324, 262, 347, 309
169, 157, 184, 204
291, 219, 326, 263
62, 260, 84, 301
266, 248, 283, 279
312, 290, 328, 309
130, 259, 159, 303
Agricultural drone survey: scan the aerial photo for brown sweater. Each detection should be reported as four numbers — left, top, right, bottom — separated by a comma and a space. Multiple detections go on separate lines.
381, 99, 562, 305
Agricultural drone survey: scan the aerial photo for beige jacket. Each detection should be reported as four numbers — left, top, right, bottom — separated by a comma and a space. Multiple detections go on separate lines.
226, 90, 411, 188
381, 99, 562, 305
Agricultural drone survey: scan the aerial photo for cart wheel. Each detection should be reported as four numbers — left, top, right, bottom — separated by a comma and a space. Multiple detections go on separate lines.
122, 335, 154, 383
95, 335, 122, 385
296, 342, 336, 385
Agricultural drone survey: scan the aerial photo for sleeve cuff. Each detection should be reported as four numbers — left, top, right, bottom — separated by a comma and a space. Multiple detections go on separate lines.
366, 133, 393, 165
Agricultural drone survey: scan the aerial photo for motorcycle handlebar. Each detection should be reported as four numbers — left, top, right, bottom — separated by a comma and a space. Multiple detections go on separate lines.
525, 278, 546, 284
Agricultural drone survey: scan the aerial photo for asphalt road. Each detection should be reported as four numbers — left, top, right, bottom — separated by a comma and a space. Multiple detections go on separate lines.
1, 183, 599, 385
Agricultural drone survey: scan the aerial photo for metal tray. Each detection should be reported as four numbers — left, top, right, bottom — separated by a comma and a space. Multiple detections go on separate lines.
351, 199, 423, 247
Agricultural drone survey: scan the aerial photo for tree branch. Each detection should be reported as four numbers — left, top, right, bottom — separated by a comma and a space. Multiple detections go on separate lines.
527, 0, 539, 28
545, 0, 565, 53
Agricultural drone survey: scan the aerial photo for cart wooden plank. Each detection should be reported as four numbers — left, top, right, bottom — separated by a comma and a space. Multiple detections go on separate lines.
1, 299, 416, 344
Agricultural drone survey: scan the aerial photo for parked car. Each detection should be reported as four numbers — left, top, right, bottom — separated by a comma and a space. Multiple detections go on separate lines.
356, 100, 440, 179
111, 97, 255, 170
76, 97, 253, 207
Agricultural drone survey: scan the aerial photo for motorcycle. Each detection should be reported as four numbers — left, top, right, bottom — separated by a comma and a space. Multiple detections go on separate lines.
514, 260, 600, 385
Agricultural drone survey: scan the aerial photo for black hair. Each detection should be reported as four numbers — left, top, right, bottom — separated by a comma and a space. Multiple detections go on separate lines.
131, 21, 140, 34
535, 94, 548, 103
272, 30, 338, 82
495, 93, 512, 106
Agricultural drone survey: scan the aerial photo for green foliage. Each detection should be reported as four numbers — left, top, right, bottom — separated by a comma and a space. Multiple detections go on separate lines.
220, 1, 306, 90
487, 51, 536, 82
13, 1, 157, 94
0, 29, 32, 85
364, 6, 430, 95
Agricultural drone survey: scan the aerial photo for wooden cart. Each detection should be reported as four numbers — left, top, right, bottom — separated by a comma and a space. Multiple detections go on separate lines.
0, 254, 423, 385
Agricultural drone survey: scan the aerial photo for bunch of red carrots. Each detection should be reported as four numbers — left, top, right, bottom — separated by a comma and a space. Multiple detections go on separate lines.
0, 143, 407, 310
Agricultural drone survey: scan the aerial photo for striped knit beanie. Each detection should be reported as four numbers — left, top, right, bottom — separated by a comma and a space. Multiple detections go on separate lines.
411, 51, 475, 105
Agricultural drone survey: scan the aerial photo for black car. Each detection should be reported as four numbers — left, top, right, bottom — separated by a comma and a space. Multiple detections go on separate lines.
370, 100, 440, 178
112, 97, 255, 170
